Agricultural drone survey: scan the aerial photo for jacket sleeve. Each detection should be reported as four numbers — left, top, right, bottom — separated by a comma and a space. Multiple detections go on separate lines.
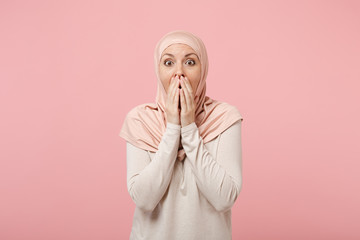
126, 122, 181, 212
180, 120, 243, 213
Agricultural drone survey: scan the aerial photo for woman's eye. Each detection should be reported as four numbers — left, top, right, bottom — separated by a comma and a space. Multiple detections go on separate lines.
164, 60, 172, 66
186, 60, 195, 65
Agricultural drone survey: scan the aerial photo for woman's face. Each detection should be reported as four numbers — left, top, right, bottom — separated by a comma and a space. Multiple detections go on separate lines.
159, 43, 201, 94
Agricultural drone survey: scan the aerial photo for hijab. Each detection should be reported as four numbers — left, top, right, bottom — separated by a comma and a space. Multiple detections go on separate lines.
119, 30, 243, 161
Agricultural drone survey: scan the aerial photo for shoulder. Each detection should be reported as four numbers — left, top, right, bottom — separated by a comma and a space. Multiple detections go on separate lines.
215, 100, 244, 123
125, 102, 156, 119
224, 102, 243, 117
127, 103, 150, 114
210, 98, 242, 116
215, 101, 243, 132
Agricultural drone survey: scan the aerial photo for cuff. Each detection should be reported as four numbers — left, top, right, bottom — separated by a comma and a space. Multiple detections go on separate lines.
166, 122, 181, 130
181, 122, 197, 134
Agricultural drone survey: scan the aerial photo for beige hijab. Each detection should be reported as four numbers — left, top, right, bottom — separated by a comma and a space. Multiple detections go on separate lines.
119, 30, 243, 161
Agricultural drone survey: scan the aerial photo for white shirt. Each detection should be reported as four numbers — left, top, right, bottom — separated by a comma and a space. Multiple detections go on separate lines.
126, 120, 243, 240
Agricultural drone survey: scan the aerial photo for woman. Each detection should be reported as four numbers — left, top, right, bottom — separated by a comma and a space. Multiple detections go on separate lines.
119, 30, 244, 240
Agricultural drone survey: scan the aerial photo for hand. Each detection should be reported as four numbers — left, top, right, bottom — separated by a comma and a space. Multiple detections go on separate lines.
165, 75, 181, 125
179, 76, 195, 127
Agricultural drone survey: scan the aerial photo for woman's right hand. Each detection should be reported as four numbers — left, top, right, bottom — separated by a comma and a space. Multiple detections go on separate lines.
165, 75, 181, 125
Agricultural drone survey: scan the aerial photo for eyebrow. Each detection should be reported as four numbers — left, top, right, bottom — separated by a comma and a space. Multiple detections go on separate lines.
161, 53, 199, 59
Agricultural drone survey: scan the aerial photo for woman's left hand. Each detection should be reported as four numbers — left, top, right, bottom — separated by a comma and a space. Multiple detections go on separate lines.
179, 76, 196, 127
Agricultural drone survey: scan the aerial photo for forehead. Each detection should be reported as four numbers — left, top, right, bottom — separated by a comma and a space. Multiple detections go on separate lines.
161, 43, 197, 58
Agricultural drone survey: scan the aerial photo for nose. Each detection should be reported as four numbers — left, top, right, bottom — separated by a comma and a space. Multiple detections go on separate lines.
175, 73, 185, 78
174, 65, 185, 78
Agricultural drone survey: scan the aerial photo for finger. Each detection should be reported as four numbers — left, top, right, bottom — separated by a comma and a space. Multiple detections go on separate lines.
172, 76, 180, 101
169, 76, 177, 98
167, 77, 175, 103
175, 86, 180, 106
183, 76, 194, 101
183, 77, 195, 108
181, 77, 191, 108
180, 88, 187, 112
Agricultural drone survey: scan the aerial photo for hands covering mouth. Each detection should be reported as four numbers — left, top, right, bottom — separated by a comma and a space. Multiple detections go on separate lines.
165, 74, 195, 127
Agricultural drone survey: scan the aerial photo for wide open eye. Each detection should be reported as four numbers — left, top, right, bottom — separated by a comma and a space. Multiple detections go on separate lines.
164, 60, 172, 66
186, 59, 195, 65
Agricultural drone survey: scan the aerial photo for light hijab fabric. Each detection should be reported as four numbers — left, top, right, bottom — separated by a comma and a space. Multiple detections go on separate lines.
119, 30, 243, 161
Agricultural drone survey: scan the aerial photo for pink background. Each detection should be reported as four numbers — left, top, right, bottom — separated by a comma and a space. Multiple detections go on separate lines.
1, 0, 359, 239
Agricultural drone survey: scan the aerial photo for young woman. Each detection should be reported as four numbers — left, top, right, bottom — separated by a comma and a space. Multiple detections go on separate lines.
119, 30, 244, 240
